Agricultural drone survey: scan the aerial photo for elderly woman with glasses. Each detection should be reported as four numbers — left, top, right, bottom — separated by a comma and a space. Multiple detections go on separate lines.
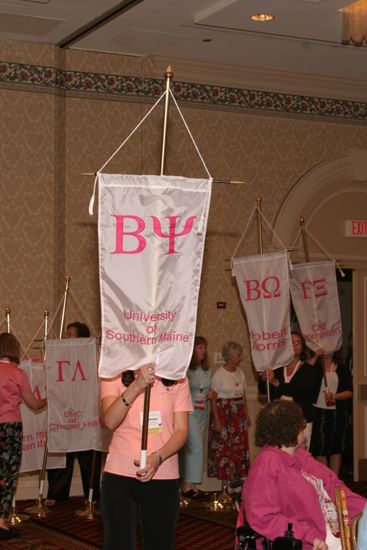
208, 340, 250, 491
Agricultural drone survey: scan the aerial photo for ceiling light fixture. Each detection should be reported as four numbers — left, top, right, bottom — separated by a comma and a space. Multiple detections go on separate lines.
341, 0, 367, 46
250, 13, 275, 22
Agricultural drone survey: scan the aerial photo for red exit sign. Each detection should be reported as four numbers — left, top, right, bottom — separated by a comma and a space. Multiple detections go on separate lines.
345, 220, 367, 237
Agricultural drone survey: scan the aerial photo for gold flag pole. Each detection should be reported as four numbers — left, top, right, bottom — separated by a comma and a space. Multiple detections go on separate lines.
25, 309, 51, 517
300, 218, 327, 390
300, 217, 310, 263
5, 306, 10, 333
160, 66, 173, 176
256, 196, 264, 256
75, 449, 99, 520
59, 275, 71, 339
256, 196, 271, 404
139, 67, 174, 475
38, 276, 71, 509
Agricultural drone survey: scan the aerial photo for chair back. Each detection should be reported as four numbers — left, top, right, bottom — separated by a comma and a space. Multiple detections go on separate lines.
351, 512, 362, 550
335, 487, 352, 550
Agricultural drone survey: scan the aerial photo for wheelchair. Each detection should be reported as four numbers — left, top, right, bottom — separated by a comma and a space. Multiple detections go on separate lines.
236, 521, 302, 549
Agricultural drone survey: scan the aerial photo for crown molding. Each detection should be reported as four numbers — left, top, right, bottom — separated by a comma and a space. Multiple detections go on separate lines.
146, 54, 367, 103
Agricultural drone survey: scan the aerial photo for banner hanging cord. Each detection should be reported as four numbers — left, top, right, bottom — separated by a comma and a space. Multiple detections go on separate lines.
169, 90, 211, 179
22, 317, 47, 360
69, 289, 98, 337
89, 92, 168, 215
257, 208, 293, 270
231, 205, 258, 263
304, 227, 345, 277
231, 206, 291, 268
291, 227, 344, 277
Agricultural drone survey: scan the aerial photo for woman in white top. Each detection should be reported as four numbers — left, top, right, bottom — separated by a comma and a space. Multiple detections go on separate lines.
207, 341, 250, 486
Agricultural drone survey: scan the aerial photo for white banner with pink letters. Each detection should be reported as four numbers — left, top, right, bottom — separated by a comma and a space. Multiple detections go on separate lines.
20, 360, 66, 473
46, 338, 108, 453
289, 261, 342, 353
98, 173, 212, 380
233, 251, 294, 372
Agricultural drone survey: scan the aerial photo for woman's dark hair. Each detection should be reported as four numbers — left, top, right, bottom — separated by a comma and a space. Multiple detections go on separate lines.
0, 332, 21, 364
255, 399, 306, 448
189, 336, 209, 371
67, 321, 90, 338
121, 370, 176, 387
291, 331, 307, 361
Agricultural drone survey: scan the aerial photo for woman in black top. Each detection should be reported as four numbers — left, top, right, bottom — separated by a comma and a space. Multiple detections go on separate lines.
309, 352, 353, 475
259, 331, 322, 448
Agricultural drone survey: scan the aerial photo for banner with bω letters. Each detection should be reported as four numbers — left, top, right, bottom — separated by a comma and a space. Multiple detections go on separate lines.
289, 261, 342, 354
98, 173, 212, 380
233, 251, 294, 371
46, 338, 109, 453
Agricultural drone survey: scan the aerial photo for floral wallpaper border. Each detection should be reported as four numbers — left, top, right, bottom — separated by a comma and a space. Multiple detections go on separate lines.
0, 60, 366, 122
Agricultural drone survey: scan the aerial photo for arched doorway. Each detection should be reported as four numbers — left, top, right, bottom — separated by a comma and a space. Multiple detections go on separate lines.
273, 154, 367, 481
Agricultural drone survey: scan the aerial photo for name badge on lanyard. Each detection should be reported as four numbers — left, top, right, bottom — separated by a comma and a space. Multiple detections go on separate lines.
194, 392, 206, 411
139, 411, 163, 434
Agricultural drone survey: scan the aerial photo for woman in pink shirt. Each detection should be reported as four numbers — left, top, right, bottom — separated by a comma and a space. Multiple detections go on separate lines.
0, 333, 47, 540
242, 399, 365, 550
100, 363, 192, 550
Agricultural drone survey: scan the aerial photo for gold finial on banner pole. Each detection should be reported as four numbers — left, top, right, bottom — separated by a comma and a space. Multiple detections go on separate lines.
5, 306, 10, 333
160, 66, 173, 176
59, 275, 71, 339
300, 217, 310, 263
44, 309, 49, 341
256, 195, 264, 255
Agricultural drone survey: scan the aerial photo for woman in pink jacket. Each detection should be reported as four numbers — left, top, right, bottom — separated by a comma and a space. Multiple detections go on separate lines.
242, 399, 365, 550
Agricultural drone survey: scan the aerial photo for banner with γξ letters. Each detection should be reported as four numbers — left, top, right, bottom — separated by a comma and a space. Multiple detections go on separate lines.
46, 338, 108, 453
20, 360, 66, 473
98, 173, 212, 380
233, 251, 294, 372
289, 261, 342, 353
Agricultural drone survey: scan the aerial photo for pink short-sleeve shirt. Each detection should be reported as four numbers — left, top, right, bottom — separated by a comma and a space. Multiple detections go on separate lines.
100, 376, 193, 479
0, 361, 31, 423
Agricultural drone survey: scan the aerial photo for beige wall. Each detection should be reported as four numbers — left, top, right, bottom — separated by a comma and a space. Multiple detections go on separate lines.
1, 38, 367, 390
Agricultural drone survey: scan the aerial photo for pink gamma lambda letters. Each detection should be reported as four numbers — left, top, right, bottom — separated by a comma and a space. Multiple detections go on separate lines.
56, 360, 87, 382
112, 215, 197, 255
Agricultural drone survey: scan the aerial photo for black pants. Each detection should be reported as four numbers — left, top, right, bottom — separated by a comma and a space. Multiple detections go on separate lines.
47, 450, 102, 501
101, 472, 180, 550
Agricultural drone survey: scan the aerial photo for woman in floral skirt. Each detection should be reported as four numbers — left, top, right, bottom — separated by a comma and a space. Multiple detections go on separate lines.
208, 341, 250, 490
0, 333, 46, 540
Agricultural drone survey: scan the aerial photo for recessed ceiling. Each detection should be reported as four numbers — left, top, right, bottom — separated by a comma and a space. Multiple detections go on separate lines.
0, 0, 365, 81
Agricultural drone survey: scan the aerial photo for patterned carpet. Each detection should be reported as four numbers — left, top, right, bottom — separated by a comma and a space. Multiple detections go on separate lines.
2, 495, 237, 550
5, 478, 365, 550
